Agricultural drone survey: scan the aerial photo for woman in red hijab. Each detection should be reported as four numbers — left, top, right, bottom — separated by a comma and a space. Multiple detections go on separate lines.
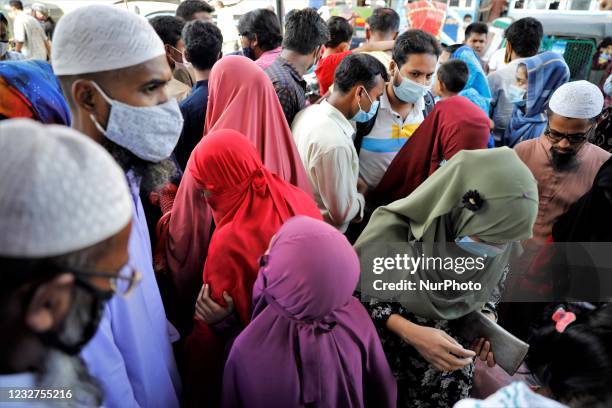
369, 95, 490, 208
181, 129, 321, 407
155, 56, 312, 334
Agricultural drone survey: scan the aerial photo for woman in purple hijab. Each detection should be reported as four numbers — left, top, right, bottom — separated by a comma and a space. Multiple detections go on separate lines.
221, 216, 397, 407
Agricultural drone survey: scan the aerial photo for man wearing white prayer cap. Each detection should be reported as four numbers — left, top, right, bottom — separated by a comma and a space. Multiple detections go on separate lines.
51, 5, 182, 407
0, 119, 133, 406
515, 80, 611, 241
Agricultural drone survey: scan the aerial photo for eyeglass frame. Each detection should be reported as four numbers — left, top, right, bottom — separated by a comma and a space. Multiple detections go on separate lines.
544, 125, 594, 145
59, 264, 142, 298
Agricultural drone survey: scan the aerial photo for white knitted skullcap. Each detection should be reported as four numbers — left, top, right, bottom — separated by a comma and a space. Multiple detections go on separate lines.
0, 119, 133, 257
51, 5, 165, 76
549, 80, 604, 119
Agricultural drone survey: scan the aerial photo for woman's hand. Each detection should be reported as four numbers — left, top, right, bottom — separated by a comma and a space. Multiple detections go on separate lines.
471, 338, 496, 368
194, 283, 234, 325
388, 315, 475, 372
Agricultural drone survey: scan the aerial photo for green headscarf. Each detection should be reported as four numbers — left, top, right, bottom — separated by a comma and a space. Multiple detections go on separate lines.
355, 147, 538, 320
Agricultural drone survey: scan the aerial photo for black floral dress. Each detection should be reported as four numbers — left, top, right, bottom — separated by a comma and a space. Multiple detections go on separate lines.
366, 265, 508, 408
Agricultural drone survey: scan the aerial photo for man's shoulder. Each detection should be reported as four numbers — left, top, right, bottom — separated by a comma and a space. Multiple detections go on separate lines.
514, 137, 538, 157
585, 142, 612, 163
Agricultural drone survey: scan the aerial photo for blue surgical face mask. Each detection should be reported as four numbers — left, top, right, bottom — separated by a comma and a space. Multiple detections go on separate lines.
508, 84, 527, 105
352, 87, 380, 123
455, 236, 507, 258
89, 81, 183, 163
393, 70, 431, 104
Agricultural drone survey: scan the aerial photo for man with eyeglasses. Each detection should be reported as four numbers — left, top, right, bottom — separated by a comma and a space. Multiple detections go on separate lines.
515, 81, 611, 242
0, 119, 135, 404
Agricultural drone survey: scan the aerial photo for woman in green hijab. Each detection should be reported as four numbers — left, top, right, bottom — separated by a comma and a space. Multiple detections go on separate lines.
354, 147, 538, 408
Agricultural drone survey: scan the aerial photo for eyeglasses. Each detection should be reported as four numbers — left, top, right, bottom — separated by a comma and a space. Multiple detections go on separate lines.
61, 264, 141, 297
544, 126, 592, 145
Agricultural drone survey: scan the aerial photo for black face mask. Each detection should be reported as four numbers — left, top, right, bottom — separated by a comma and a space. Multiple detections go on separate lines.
241, 46, 256, 61
40, 279, 113, 355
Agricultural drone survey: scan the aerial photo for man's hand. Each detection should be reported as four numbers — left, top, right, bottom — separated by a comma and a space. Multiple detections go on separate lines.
194, 283, 234, 325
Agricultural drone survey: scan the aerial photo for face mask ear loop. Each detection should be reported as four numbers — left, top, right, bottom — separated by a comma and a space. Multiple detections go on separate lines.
87, 81, 113, 136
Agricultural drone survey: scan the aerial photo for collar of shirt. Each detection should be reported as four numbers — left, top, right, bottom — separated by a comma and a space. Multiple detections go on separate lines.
194, 80, 208, 90
320, 99, 354, 140
379, 85, 425, 117
278, 57, 307, 89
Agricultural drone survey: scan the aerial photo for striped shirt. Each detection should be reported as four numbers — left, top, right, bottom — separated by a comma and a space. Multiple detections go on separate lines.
359, 86, 425, 189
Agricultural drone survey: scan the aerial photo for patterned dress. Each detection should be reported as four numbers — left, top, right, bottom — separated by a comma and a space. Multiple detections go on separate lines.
367, 265, 509, 408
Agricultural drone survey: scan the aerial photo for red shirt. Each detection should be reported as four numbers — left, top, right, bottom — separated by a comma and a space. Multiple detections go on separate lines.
315, 50, 352, 95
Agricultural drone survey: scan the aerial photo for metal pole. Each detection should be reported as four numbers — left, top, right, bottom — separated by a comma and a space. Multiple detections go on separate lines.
276, 0, 284, 35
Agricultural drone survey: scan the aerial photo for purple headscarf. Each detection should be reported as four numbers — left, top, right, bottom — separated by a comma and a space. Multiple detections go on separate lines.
221, 216, 397, 408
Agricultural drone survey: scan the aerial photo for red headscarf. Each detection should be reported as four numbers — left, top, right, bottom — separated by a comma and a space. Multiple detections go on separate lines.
157, 56, 312, 329
182, 129, 321, 406
205, 55, 312, 193
369, 95, 490, 207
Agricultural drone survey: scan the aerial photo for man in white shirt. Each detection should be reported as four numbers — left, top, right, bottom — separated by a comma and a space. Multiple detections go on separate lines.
357, 29, 439, 190
488, 17, 543, 145
292, 54, 386, 232
9, 0, 49, 60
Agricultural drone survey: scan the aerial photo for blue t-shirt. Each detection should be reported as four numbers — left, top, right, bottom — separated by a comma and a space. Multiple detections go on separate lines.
174, 80, 208, 170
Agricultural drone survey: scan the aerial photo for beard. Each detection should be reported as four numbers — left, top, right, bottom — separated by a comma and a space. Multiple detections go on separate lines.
550, 147, 578, 172
100, 138, 181, 196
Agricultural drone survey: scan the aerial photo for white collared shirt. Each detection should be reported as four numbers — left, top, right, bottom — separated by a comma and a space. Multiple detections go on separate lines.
358, 87, 425, 189
292, 100, 365, 232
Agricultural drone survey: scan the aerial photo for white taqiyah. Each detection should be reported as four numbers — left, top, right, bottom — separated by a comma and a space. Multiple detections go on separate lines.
51, 5, 165, 76
0, 119, 133, 257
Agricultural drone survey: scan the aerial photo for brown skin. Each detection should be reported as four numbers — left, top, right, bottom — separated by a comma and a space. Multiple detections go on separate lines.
365, 27, 398, 42
165, 39, 186, 71
388, 53, 438, 121
465, 32, 487, 56
280, 46, 322, 77
0, 222, 132, 374
433, 77, 458, 99
191, 11, 213, 22
516, 64, 528, 90
547, 113, 592, 155
69, 55, 172, 143
240, 34, 266, 60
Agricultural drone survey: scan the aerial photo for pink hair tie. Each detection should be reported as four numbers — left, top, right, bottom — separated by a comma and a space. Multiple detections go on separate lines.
552, 307, 576, 333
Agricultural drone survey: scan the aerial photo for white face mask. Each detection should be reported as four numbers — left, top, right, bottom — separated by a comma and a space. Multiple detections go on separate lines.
0, 41, 8, 57
88, 81, 183, 163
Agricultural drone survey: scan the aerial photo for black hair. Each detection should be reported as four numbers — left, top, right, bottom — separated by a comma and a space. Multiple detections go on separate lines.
0, 13, 7, 25
326, 16, 353, 48
334, 53, 388, 94
525, 304, 612, 405
465, 22, 488, 39
599, 36, 612, 49
437, 60, 468, 93
392, 29, 441, 67
282, 8, 329, 55
505, 17, 543, 58
176, 0, 214, 22
237, 9, 282, 52
149, 16, 185, 48
183, 20, 223, 71
444, 43, 464, 55
366, 7, 400, 35
9, 1, 23, 10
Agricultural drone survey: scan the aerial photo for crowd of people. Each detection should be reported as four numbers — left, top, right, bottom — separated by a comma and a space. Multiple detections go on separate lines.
1, 1, 612, 407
